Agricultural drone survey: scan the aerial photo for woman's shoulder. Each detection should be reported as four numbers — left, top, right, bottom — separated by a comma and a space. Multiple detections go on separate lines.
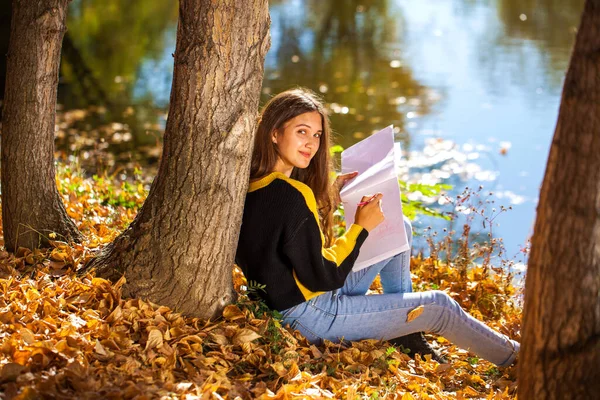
249, 173, 317, 212
279, 176, 317, 207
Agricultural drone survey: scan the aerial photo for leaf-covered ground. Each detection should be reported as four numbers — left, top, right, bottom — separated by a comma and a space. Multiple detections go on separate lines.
0, 166, 522, 399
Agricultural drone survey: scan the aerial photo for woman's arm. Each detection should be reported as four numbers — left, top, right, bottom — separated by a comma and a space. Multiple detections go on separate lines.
282, 216, 368, 293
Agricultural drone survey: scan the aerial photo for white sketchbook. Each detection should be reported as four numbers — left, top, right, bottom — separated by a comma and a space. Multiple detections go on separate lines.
340, 125, 409, 271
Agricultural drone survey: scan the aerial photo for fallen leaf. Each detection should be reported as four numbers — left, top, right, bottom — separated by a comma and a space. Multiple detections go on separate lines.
310, 345, 322, 358
462, 385, 480, 397
222, 305, 245, 321
20, 328, 35, 345
232, 328, 261, 345
0, 363, 25, 383
406, 305, 425, 323
145, 329, 164, 351
105, 305, 123, 323
435, 363, 453, 373
95, 340, 113, 359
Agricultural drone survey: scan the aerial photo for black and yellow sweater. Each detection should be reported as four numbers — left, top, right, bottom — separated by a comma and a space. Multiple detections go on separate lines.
235, 172, 369, 311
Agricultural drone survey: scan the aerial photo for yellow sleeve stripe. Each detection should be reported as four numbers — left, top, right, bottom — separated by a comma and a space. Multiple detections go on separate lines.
250, 172, 364, 268
293, 269, 324, 301
322, 223, 364, 265
251, 173, 326, 239
277, 174, 364, 267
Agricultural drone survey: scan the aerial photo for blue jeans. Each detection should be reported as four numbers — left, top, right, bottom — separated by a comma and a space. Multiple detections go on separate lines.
281, 217, 519, 366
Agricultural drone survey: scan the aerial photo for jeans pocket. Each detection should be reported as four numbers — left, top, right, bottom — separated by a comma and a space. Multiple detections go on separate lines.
290, 319, 322, 345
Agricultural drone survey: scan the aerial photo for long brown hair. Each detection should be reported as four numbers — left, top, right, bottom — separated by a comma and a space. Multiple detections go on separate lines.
251, 88, 335, 246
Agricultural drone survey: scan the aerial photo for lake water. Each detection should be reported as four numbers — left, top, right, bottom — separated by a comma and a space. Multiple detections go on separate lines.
51, 0, 585, 268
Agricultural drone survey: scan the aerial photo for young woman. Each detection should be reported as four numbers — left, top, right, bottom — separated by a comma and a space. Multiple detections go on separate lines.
235, 88, 519, 366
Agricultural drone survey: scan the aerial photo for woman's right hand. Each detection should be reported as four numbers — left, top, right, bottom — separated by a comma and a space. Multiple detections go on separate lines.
354, 193, 385, 232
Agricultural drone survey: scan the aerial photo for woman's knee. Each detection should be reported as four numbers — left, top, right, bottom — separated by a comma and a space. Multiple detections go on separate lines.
427, 290, 454, 308
418, 291, 458, 333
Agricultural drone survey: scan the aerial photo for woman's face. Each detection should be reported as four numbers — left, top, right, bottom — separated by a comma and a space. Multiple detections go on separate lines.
272, 111, 322, 176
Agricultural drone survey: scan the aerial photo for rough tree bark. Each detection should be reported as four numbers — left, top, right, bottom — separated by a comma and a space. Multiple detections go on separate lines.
87, 0, 271, 319
519, 0, 600, 398
1, 0, 82, 251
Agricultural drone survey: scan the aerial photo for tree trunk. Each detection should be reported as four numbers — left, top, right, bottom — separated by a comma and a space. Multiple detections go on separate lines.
87, 0, 270, 319
0, 0, 12, 106
519, 1, 600, 398
1, 0, 82, 251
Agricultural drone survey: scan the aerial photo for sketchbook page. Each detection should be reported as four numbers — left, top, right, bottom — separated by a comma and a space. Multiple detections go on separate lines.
340, 126, 409, 271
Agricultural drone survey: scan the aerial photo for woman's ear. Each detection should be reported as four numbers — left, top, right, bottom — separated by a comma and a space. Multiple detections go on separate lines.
271, 130, 278, 144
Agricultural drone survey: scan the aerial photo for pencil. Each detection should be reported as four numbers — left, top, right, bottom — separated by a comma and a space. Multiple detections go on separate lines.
357, 195, 377, 207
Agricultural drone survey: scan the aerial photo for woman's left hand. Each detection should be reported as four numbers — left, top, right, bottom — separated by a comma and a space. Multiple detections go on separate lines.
332, 171, 359, 205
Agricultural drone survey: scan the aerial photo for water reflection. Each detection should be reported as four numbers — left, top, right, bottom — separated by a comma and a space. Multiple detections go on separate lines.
50, 0, 178, 170
51, 0, 433, 172
264, 0, 431, 152
41, 0, 583, 170
476, 0, 584, 93
497, 0, 583, 59
0, 0, 584, 259
62, 0, 177, 108
394, 0, 583, 262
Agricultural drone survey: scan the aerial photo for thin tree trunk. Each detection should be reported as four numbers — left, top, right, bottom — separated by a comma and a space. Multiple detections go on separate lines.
519, 0, 600, 398
1, 0, 82, 251
87, 0, 270, 319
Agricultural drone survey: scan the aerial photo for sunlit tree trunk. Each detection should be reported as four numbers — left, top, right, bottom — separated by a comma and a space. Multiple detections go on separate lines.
519, 1, 600, 398
87, 0, 270, 319
1, 0, 82, 251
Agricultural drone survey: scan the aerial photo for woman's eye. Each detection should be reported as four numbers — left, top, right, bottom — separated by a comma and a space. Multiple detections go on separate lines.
298, 130, 306, 135
314, 133, 322, 138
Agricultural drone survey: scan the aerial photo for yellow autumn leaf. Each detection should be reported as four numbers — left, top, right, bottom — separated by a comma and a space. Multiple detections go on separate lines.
222, 304, 245, 321
20, 328, 35, 345
145, 329, 164, 351
271, 362, 288, 377
232, 328, 261, 345
94, 340, 113, 360
462, 385, 480, 397
0, 362, 25, 383
105, 305, 123, 323
50, 249, 68, 261
0, 163, 526, 398
12, 386, 37, 400
435, 363, 453, 374
406, 305, 425, 323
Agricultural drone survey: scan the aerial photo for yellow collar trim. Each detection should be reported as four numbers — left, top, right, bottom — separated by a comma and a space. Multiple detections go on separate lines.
249, 172, 290, 192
